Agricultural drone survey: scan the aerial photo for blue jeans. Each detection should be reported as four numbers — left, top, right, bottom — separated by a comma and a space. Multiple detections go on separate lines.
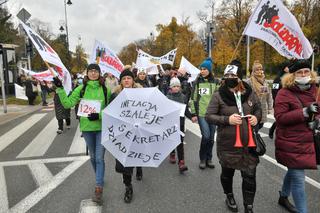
198, 116, 216, 161
281, 169, 307, 213
82, 131, 106, 187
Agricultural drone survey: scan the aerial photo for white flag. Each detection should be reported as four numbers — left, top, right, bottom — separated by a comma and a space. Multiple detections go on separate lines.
243, 0, 313, 59
178, 56, 200, 83
136, 48, 177, 67
21, 68, 56, 81
89, 40, 124, 78
20, 22, 72, 94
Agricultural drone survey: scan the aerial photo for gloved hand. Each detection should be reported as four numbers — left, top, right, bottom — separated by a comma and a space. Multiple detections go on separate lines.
308, 119, 319, 130
88, 113, 99, 121
303, 102, 319, 119
53, 77, 63, 88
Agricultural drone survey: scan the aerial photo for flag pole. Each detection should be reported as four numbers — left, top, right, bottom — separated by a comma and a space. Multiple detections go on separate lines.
44, 61, 57, 77
246, 35, 250, 78
230, 34, 244, 63
311, 51, 315, 72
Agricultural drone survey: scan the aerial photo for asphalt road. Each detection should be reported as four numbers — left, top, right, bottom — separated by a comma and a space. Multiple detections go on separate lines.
0, 109, 319, 213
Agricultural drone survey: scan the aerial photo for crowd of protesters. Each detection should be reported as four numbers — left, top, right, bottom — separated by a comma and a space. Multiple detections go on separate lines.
44, 57, 319, 213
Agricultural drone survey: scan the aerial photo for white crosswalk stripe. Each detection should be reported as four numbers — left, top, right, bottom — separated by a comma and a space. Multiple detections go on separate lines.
17, 117, 58, 158
0, 166, 8, 213
28, 163, 53, 186
0, 114, 46, 153
68, 125, 86, 155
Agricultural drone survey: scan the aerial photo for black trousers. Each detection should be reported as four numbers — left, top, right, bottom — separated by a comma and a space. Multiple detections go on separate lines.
220, 166, 256, 205
123, 173, 132, 187
58, 118, 71, 130
170, 121, 185, 161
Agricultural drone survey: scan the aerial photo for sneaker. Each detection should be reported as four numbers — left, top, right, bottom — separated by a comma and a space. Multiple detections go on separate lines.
178, 160, 188, 173
42, 103, 48, 106
66, 125, 71, 130
278, 191, 298, 213
199, 160, 206, 170
169, 152, 176, 164
124, 185, 133, 203
56, 129, 63, 134
225, 193, 238, 212
206, 160, 215, 169
92, 186, 103, 206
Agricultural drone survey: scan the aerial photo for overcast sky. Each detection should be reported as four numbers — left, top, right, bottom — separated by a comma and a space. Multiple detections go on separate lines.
5, 0, 220, 55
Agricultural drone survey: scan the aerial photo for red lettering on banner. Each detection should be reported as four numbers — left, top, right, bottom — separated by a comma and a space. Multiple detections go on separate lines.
263, 16, 302, 56
100, 54, 123, 72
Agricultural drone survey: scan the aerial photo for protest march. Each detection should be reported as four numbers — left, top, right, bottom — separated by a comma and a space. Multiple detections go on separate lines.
1, 0, 320, 212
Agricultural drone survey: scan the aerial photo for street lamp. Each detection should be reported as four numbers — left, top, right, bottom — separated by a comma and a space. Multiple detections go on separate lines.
63, 0, 72, 51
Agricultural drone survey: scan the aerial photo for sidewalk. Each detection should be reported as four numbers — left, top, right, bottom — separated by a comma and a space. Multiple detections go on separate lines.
0, 99, 53, 125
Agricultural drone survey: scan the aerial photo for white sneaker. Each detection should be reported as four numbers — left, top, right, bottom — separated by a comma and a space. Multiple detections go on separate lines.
66, 125, 71, 129
57, 129, 63, 134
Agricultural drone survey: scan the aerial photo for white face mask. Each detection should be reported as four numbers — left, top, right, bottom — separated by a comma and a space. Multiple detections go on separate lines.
295, 76, 311, 85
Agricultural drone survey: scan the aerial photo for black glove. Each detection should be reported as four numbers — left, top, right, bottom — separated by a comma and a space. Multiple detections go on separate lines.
88, 113, 99, 121
303, 102, 319, 120
53, 77, 63, 88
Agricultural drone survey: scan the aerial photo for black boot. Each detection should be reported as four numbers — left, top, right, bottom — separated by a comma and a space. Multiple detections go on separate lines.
124, 185, 133, 203
92, 186, 103, 206
225, 193, 238, 212
278, 191, 298, 213
244, 205, 253, 213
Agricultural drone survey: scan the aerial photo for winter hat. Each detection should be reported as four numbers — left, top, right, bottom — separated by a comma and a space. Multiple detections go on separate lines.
199, 57, 213, 72
224, 59, 243, 79
289, 59, 311, 73
169, 77, 181, 88
120, 69, 134, 81
87, 63, 101, 74
137, 68, 147, 75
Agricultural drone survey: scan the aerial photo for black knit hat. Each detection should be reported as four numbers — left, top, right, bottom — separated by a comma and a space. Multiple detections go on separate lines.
230, 59, 243, 79
87, 63, 101, 73
289, 59, 311, 73
120, 69, 134, 81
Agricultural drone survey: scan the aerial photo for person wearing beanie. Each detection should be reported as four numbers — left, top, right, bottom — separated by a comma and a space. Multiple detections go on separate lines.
189, 57, 219, 170
111, 68, 143, 204
135, 68, 150, 88
206, 62, 262, 213
246, 60, 273, 131
52, 63, 111, 205
166, 77, 191, 173
199, 57, 213, 72
274, 59, 318, 213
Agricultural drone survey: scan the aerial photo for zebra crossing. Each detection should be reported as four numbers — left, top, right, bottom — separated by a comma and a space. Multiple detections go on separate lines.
0, 111, 89, 213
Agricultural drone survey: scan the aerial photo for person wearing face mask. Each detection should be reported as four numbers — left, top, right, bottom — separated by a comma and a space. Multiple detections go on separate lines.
205, 61, 262, 213
189, 57, 220, 169
246, 61, 273, 131
274, 59, 319, 213
53, 64, 111, 205
111, 68, 143, 203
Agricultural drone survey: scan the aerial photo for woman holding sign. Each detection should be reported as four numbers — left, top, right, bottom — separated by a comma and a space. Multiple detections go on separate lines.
205, 61, 262, 213
111, 68, 142, 203
53, 64, 111, 205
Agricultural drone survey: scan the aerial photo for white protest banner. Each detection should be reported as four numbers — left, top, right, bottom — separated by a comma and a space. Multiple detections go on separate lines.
14, 83, 28, 100
243, 0, 313, 59
136, 48, 177, 68
102, 87, 181, 167
21, 68, 55, 81
20, 21, 72, 94
178, 56, 200, 83
89, 40, 124, 78
77, 99, 101, 117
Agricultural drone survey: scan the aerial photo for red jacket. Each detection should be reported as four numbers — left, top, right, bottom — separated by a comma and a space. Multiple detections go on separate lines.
275, 84, 317, 169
